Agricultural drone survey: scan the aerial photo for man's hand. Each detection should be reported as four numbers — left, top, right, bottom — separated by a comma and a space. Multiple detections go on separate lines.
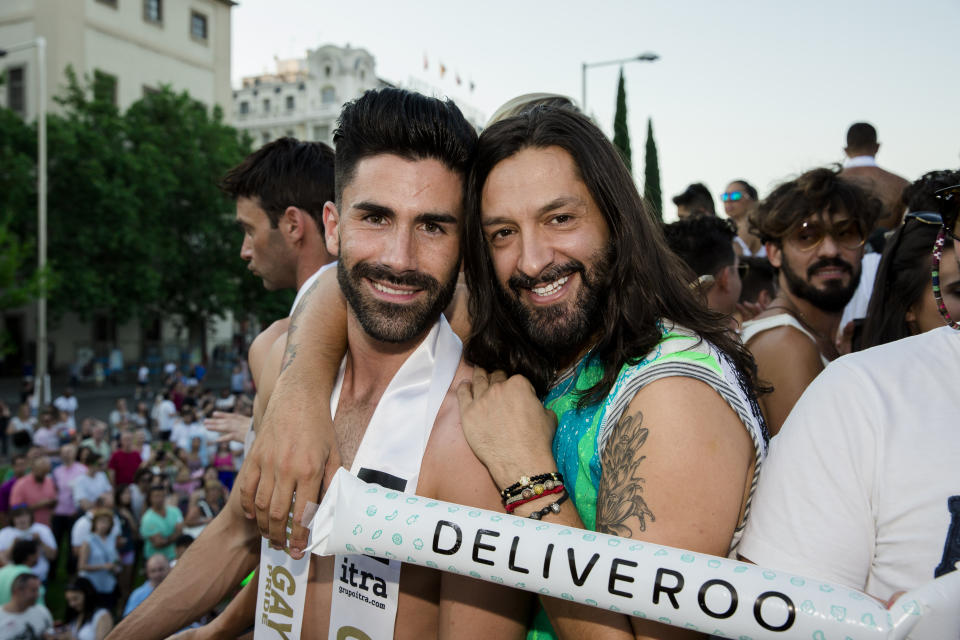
203, 411, 251, 444
238, 380, 340, 557
456, 367, 557, 489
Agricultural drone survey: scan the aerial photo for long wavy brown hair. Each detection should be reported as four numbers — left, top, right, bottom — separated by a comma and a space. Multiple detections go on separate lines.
463, 106, 764, 408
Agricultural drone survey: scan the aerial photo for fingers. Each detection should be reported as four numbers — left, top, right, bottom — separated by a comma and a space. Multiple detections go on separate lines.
253, 465, 275, 535
455, 380, 474, 411
472, 366, 491, 397
266, 476, 295, 549
288, 474, 323, 556
237, 456, 261, 519
216, 433, 234, 444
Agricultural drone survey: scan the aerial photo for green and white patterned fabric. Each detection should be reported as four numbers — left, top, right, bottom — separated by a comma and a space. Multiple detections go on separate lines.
527, 322, 768, 639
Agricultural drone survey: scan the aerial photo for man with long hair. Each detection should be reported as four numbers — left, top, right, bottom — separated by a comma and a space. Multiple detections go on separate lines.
243, 104, 769, 639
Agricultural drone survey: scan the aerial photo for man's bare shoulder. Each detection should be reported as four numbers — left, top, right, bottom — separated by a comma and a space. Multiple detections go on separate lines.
746, 321, 820, 360
420, 360, 502, 510
249, 318, 291, 382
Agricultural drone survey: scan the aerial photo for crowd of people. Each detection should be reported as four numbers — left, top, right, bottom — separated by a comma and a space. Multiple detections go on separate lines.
0, 366, 252, 639
1, 88, 957, 640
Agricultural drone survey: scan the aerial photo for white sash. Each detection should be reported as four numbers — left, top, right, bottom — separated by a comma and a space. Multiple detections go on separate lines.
328, 316, 461, 640
254, 316, 461, 640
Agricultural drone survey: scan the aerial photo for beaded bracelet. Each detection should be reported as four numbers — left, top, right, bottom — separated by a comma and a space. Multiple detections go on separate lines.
499, 472, 563, 503
528, 492, 569, 520
504, 485, 565, 513
504, 481, 565, 507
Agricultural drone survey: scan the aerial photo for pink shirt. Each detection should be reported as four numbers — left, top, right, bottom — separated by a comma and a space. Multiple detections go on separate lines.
53, 463, 88, 516
9, 475, 57, 525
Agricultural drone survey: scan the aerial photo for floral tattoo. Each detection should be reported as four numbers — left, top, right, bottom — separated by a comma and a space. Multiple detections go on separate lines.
597, 410, 655, 538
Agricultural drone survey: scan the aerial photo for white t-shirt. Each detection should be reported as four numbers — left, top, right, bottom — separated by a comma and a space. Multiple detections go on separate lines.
739, 326, 960, 600
53, 395, 78, 419
158, 400, 177, 434
839, 251, 881, 333
0, 603, 53, 639
137, 366, 150, 384
71, 473, 113, 509
0, 524, 56, 582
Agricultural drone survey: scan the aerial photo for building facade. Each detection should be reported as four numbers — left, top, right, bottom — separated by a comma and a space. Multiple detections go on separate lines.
0, 0, 235, 379
232, 44, 387, 147
0, 0, 233, 118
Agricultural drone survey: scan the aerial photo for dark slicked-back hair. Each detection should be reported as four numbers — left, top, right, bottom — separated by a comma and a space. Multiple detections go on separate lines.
220, 137, 335, 229
664, 216, 737, 279
333, 88, 478, 206
11, 538, 37, 565
749, 167, 880, 246
846, 122, 877, 149
464, 105, 762, 404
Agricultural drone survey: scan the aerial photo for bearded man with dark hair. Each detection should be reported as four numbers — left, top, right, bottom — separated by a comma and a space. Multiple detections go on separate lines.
742, 166, 880, 435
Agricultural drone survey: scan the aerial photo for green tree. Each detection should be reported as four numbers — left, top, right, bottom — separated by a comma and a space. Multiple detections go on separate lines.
612, 67, 632, 173
0, 96, 45, 356
643, 117, 662, 221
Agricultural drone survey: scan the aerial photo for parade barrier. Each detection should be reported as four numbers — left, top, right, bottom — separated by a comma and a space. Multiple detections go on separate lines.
307, 468, 960, 640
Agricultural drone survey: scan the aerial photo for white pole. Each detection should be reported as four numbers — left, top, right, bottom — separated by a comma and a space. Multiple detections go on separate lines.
36, 36, 48, 405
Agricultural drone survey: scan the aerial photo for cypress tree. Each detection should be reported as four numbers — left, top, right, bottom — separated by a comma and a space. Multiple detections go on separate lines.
643, 117, 663, 220
612, 67, 631, 173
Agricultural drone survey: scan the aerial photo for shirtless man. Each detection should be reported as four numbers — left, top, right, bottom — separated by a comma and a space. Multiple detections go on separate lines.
741, 167, 878, 434
107, 137, 335, 638
839, 122, 910, 230
111, 89, 526, 639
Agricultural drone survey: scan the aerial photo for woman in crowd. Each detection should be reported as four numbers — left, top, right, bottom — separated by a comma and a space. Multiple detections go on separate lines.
139, 484, 183, 563
113, 484, 138, 611
860, 170, 960, 349
0, 506, 57, 584
63, 576, 113, 640
6, 403, 35, 457
77, 509, 121, 611
182, 479, 225, 539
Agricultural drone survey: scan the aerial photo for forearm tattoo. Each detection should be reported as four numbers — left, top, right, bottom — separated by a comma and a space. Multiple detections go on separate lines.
597, 410, 655, 538
279, 276, 320, 375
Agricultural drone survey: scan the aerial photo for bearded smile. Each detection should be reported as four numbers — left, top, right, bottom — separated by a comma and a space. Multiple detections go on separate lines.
526, 275, 573, 303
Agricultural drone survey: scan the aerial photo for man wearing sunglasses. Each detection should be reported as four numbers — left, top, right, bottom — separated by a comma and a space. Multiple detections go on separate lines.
721, 179, 765, 257
741, 167, 879, 435
839, 122, 910, 230
738, 183, 960, 606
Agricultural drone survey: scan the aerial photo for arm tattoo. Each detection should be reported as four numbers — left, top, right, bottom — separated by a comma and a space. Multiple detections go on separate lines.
597, 410, 655, 538
279, 276, 320, 374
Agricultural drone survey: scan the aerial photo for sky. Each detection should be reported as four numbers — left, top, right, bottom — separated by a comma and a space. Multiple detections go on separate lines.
231, 0, 960, 221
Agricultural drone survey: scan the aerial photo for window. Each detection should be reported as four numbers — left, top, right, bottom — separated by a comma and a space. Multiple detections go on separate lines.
142, 85, 159, 97
96, 0, 118, 7
239, 101, 249, 115
262, 98, 270, 113
321, 86, 335, 104
143, 0, 162, 24
325, 65, 331, 78
6, 66, 25, 116
285, 130, 294, 138
313, 125, 330, 141
273, 86, 281, 94
261, 132, 271, 145
93, 70, 117, 106
190, 11, 208, 41
285, 96, 294, 111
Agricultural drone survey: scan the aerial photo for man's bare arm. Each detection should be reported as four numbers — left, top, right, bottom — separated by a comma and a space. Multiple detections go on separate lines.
747, 327, 824, 436
106, 491, 259, 640
238, 267, 346, 554
458, 369, 755, 640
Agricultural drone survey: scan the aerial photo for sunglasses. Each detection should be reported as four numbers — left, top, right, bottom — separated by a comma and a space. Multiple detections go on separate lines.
721, 191, 746, 203
786, 218, 866, 252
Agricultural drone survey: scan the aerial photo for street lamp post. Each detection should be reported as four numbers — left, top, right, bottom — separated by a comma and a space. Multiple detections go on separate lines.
581, 52, 659, 112
0, 37, 48, 405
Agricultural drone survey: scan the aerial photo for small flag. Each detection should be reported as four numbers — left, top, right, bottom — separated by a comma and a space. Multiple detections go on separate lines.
423, 53, 428, 70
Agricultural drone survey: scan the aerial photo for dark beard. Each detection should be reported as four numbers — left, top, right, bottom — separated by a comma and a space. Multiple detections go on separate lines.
497, 246, 613, 367
780, 255, 861, 313
337, 258, 460, 344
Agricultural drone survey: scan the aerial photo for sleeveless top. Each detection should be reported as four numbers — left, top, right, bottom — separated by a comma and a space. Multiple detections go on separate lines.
527, 322, 769, 639
740, 313, 830, 367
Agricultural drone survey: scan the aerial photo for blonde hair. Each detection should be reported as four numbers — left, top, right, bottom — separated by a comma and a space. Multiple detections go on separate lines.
485, 93, 577, 127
